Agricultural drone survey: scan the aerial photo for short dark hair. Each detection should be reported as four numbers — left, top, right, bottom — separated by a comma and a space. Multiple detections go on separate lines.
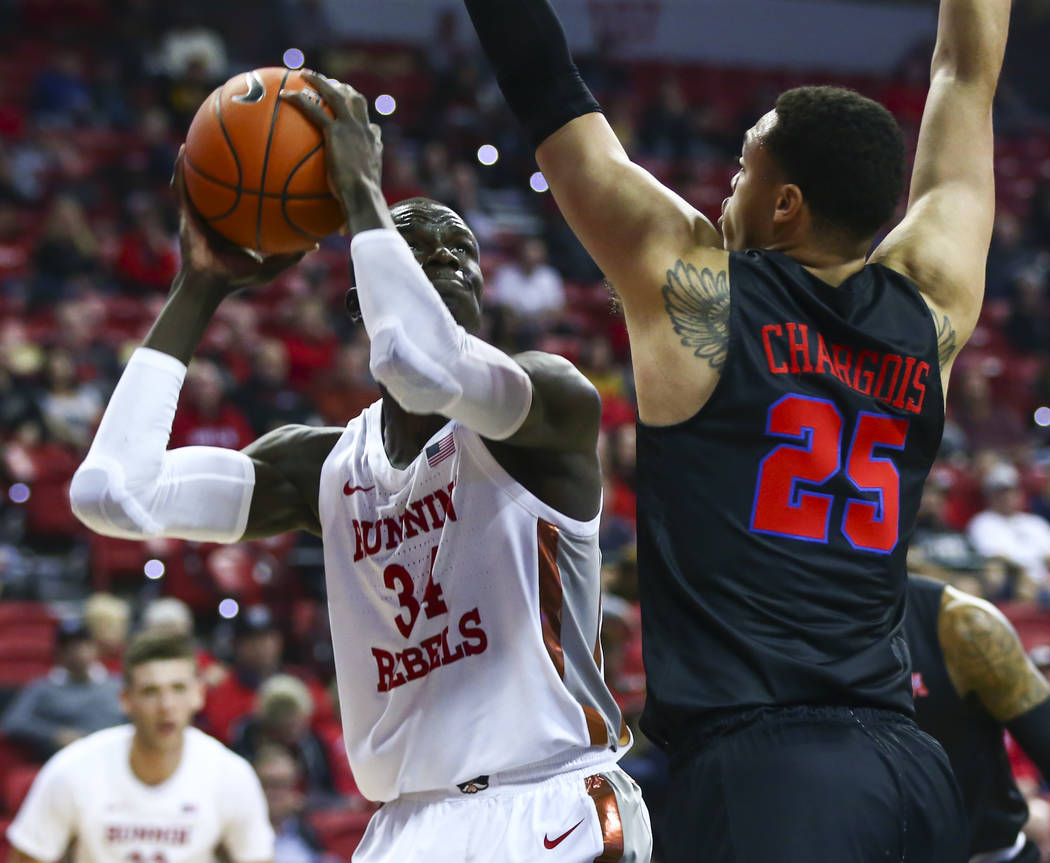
123, 631, 196, 684
764, 86, 905, 243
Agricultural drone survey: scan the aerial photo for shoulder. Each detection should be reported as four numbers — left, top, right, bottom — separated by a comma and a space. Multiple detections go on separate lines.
514, 351, 601, 430
47, 725, 131, 774
185, 729, 257, 783
938, 585, 1020, 671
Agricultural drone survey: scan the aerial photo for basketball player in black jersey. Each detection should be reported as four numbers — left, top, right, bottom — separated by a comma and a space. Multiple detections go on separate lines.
906, 575, 1050, 863
461, 0, 1012, 859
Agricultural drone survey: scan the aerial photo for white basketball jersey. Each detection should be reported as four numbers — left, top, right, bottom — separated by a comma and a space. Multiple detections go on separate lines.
319, 400, 627, 802
7, 725, 273, 863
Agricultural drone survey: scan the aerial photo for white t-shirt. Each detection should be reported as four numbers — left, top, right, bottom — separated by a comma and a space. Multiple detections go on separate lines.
7, 725, 273, 863
968, 509, 1050, 585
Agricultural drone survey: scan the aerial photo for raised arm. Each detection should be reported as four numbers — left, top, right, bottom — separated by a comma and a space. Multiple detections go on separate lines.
870, 0, 1011, 376
70, 159, 334, 543
939, 586, 1050, 780
462, 0, 721, 323
283, 72, 601, 456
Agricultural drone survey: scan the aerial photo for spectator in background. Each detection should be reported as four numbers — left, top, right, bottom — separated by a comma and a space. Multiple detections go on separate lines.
83, 593, 130, 674
115, 203, 178, 292
0, 617, 123, 758
235, 339, 312, 435
232, 675, 342, 806
32, 51, 92, 127
279, 298, 339, 389
952, 367, 1030, 452
201, 605, 333, 744
489, 237, 565, 320
254, 744, 335, 863
170, 358, 254, 450
908, 474, 993, 597
310, 341, 380, 427
1006, 267, 1050, 356
968, 462, 1050, 600
38, 347, 103, 450
31, 196, 99, 307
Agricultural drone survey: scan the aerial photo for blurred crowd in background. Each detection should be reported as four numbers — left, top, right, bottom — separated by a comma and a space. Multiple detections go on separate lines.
2, 0, 1050, 860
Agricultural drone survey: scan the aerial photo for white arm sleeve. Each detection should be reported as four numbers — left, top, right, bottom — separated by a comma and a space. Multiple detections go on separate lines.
350, 229, 533, 441
69, 347, 255, 543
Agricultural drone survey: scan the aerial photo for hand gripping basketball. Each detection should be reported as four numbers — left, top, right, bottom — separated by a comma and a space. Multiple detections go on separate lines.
279, 71, 384, 215
171, 146, 308, 291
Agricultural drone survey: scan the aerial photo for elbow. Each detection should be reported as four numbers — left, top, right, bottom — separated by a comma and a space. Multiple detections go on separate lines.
69, 459, 155, 538
368, 325, 462, 415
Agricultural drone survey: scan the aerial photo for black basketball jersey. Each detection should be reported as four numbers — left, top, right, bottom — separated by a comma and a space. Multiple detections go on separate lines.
637, 249, 945, 748
905, 575, 1028, 856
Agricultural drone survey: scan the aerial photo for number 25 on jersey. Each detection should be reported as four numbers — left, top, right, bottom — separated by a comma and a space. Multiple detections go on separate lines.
750, 393, 909, 554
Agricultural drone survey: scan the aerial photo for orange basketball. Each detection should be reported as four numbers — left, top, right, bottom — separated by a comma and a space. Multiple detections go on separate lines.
183, 67, 345, 255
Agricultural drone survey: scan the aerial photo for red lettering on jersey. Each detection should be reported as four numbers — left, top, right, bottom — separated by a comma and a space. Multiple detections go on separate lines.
762, 324, 788, 373
853, 350, 879, 394
382, 517, 403, 549
440, 624, 465, 664
905, 362, 929, 413
873, 354, 903, 402
814, 333, 835, 376
832, 344, 853, 386
372, 610, 487, 692
758, 322, 929, 416
403, 500, 429, 538
401, 646, 429, 681
459, 607, 488, 656
786, 323, 813, 374
434, 483, 458, 522
892, 357, 917, 409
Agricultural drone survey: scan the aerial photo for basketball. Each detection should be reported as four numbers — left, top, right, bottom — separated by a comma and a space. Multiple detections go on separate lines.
183, 67, 345, 255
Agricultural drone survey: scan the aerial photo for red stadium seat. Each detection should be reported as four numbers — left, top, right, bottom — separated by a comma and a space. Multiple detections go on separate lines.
0, 657, 53, 689
308, 808, 374, 861
89, 535, 149, 590
3, 766, 39, 815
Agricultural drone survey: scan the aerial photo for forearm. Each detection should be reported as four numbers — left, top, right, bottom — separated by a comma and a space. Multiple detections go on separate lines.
932, 0, 1011, 89
351, 230, 532, 440
463, 0, 600, 147
341, 179, 395, 238
141, 269, 227, 365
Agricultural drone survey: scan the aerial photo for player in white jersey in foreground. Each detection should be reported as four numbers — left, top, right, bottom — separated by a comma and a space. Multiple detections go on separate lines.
69, 70, 651, 863
6, 632, 273, 863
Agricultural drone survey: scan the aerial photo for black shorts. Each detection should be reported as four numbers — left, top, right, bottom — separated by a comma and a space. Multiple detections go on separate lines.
656, 705, 967, 863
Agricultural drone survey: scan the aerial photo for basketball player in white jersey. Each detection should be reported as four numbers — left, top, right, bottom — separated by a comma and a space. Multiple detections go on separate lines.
69, 70, 651, 863
7, 631, 273, 863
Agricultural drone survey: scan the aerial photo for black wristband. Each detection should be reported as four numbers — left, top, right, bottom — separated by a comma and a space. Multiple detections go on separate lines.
1006, 697, 1050, 781
464, 0, 602, 148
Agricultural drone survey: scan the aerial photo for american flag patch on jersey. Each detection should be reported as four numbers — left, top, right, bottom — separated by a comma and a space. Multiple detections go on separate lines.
426, 432, 456, 467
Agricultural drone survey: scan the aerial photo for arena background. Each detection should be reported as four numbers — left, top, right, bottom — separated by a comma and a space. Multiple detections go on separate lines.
2, 0, 1050, 859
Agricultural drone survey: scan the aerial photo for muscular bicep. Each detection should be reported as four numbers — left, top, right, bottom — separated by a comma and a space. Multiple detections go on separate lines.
870, 73, 996, 364
240, 425, 343, 540
536, 113, 721, 321
497, 352, 601, 453
940, 588, 1050, 723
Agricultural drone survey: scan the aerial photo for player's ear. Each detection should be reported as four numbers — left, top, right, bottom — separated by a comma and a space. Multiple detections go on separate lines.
773, 183, 804, 224
345, 287, 362, 323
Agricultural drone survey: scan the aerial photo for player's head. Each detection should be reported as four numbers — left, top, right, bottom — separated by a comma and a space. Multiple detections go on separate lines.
121, 631, 202, 752
720, 86, 905, 254
347, 198, 484, 334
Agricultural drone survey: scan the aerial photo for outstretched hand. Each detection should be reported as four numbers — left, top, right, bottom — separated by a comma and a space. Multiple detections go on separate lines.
280, 71, 389, 233
171, 147, 310, 292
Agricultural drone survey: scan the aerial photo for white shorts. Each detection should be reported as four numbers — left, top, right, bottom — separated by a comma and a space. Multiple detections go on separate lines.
351, 756, 652, 863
